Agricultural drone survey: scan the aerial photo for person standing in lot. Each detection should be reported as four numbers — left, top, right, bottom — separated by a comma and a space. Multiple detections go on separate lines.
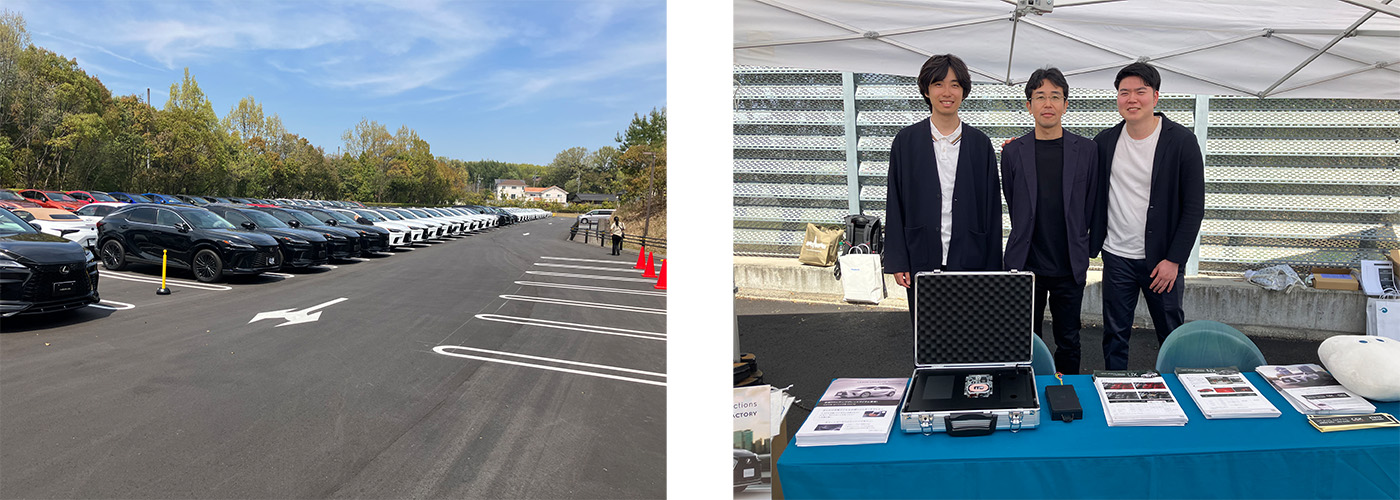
1001, 67, 1099, 375
609, 215, 625, 255
1091, 62, 1205, 370
884, 53, 1003, 325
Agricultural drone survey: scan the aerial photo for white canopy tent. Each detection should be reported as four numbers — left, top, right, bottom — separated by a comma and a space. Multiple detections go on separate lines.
734, 0, 1400, 99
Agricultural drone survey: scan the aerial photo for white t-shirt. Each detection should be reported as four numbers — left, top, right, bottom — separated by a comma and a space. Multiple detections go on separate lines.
930, 120, 962, 267
1103, 118, 1162, 259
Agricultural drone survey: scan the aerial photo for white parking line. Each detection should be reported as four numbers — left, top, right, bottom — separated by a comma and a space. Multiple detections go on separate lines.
98, 271, 232, 291
499, 294, 666, 315
533, 263, 650, 273
525, 271, 655, 283
541, 256, 636, 265
475, 314, 665, 341
264, 272, 295, 278
90, 300, 135, 311
433, 345, 666, 387
514, 281, 666, 297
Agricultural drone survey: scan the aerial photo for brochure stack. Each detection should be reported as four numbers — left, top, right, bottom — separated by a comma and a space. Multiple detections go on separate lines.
1092, 370, 1189, 426
795, 378, 909, 446
1175, 368, 1281, 419
1255, 364, 1376, 415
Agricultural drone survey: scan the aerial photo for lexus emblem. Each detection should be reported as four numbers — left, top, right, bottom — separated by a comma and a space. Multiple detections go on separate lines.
59, 265, 71, 275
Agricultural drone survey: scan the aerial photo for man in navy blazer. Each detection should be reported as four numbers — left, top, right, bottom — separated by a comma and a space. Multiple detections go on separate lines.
1001, 67, 1098, 375
1091, 62, 1205, 370
885, 54, 1003, 324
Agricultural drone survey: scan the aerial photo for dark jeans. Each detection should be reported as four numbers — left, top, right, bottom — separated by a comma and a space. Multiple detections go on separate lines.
1101, 251, 1185, 370
1034, 274, 1084, 375
611, 235, 623, 255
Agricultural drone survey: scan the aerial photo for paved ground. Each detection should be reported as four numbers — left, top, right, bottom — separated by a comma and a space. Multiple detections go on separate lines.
0, 216, 665, 499
736, 297, 1324, 428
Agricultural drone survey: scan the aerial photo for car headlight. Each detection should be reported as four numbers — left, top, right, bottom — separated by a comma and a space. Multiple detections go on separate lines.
357, 230, 368, 236
388, 228, 403, 232
0, 257, 28, 270
280, 236, 309, 244
84, 248, 96, 263
218, 239, 255, 250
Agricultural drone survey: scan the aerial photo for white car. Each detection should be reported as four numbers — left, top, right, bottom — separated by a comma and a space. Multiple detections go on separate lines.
73, 202, 133, 224
451, 207, 497, 229
385, 208, 447, 239
328, 208, 408, 248
356, 208, 429, 244
578, 208, 614, 227
11, 207, 97, 249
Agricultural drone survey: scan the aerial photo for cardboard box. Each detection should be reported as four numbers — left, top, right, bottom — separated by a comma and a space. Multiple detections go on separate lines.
1387, 250, 1400, 268
1312, 267, 1359, 290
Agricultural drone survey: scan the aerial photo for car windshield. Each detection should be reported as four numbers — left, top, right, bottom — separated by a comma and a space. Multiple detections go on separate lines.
76, 204, 114, 217
41, 212, 81, 221
88, 192, 118, 202
391, 210, 417, 220
126, 194, 153, 202
324, 210, 358, 224
408, 209, 431, 218
287, 210, 326, 226
243, 209, 289, 229
0, 191, 23, 201
0, 209, 37, 234
183, 209, 236, 229
456, 207, 478, 215
375, 210, 404, 221
352, 209, 385, 222
45, 192, 77, 201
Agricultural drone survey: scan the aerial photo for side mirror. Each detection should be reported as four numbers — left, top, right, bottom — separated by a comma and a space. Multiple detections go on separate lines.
28, 222, 42, 231
241, 221, 256, 230
357, 217, 371, 225
288, 219, 301, 228
176, 223, 191, 233
325, 219, 338, 226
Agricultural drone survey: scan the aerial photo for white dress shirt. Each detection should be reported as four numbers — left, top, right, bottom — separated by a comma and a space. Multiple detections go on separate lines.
931, 119, 962, 267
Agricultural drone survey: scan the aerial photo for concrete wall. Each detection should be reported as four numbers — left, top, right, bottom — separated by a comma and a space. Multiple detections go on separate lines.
733, 256, 1367, 341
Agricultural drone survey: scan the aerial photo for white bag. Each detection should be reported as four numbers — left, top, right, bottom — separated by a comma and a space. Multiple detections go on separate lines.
1366, 297, 1400, 340
839, 247, 886, 304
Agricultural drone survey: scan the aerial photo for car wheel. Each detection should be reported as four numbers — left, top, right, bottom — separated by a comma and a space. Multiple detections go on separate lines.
192, 248, 223, 283
860, 391, 871, 398
100, 239, 127, 271
276, 247, 287, 270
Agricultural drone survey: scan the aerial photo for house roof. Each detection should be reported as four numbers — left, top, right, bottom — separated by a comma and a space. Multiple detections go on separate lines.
495, 179, 526, 187
568, 193, 620, 202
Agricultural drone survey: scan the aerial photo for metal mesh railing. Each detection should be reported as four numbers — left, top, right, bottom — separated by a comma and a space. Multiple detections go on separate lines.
733, 66, 1400, 273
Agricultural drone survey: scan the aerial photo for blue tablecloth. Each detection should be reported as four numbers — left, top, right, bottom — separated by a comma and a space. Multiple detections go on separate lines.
778, 374, 1400, 499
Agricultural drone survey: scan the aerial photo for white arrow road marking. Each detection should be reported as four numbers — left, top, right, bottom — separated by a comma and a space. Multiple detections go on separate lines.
434, 345, 665, 385
98, 271, 231, 291
249, 297, 349, 327
533, 263, 650, 273
90, 300, 135, 311
525, 271, 655, 283
540, 256, 635, 265
474, 314, 665, 341
513, 281, 666, 297
499, 294, 666, 315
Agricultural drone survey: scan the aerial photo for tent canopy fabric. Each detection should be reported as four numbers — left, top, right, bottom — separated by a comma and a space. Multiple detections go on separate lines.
734, 0, 1400, 98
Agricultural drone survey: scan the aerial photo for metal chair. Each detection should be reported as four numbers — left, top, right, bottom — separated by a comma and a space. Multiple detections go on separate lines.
1155, 320, 1268, 373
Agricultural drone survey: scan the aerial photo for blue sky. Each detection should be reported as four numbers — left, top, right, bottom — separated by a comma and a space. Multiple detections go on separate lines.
6, 0, 666, 166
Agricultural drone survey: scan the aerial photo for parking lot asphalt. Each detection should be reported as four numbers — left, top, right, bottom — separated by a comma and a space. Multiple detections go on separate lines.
0, 216, 666, 499
736, 298, 1324, 428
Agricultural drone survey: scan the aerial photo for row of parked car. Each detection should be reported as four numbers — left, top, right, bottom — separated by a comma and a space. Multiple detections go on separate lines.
0, 192, 553, 318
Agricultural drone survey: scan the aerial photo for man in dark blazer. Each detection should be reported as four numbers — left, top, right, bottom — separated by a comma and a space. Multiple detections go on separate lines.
885, 54, 1003, 325
1091, 62, 1205, 370
1001, 67, 1099, 375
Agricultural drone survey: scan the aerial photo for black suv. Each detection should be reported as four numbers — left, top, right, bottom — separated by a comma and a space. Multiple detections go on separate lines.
0, 208, 100, 317
96, 205, 280, 283
245, 206, 362, 259
296, 207, 391, 256
203, 204, 330, 269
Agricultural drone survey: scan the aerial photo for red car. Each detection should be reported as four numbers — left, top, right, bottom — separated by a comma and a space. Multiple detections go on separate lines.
17, 189, 86, 210
0, 190, 42, 210
67, 190, 120, 203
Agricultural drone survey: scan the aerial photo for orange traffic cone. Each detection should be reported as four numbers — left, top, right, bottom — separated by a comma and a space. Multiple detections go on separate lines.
653, 259, 667, 290
633, 246, 647, 269
642, 252, 658, 278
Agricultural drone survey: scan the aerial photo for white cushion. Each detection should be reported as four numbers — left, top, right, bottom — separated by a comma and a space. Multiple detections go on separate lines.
1318, 335, 1400, 402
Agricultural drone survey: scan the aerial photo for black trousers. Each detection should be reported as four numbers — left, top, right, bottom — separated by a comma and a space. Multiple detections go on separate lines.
1101, 251, 1185, 370
611, 235, 623, 255
1033, 274, 1084, 375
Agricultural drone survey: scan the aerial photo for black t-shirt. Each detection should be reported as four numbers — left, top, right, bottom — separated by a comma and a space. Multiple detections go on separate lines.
1027, 137, 1071, 277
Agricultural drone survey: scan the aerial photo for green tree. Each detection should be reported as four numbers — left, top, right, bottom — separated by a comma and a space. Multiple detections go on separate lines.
615, 107, 666, 151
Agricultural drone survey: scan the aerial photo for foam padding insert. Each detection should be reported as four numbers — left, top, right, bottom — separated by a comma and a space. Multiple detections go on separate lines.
915, 272, 1034, 366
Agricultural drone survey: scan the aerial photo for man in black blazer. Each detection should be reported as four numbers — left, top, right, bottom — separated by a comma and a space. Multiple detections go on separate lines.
1091, 62, 1205, 370
1001, 67, 1099, 375
885, 54, 1003, 324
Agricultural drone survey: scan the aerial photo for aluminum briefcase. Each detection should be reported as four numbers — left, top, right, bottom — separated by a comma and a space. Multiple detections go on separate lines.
899, 270, 1041, 435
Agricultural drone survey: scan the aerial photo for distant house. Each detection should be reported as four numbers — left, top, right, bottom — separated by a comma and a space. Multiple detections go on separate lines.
494, 179, 526, 200
524, 186, 568, 204
567, 193, 620, 205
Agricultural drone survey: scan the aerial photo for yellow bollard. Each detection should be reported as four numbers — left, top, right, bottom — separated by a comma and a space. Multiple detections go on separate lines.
156, 249, 171, 295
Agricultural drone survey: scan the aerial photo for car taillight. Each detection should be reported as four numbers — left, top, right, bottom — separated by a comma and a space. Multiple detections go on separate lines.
95, 221, 104, 229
